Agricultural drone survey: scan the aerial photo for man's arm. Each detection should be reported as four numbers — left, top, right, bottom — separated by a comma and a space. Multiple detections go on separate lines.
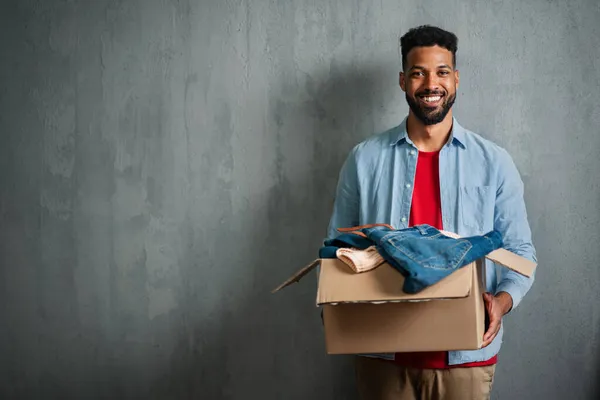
319, 146, 361, 324
482, 148, 536, 346
493, 148, 537, 310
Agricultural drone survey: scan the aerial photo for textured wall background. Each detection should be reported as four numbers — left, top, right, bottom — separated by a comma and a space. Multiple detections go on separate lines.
1, 0, 599, 399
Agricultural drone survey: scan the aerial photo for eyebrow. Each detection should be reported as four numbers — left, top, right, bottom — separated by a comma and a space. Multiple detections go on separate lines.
409, 64, 453, 71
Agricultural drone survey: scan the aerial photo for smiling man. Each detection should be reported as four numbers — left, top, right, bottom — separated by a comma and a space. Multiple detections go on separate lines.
326, 25, 537, 399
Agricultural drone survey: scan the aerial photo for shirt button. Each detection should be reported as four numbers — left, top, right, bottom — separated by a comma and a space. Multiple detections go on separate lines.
410, 150, 416, 155
406, 183, 411, 188
401, 217, 407, 222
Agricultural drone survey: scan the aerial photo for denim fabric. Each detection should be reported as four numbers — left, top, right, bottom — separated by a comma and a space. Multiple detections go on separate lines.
362, 225, 503, 293
325, 116, 537, 365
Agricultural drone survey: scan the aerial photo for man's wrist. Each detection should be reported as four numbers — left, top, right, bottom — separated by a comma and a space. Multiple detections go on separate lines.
495, 291, 514, 315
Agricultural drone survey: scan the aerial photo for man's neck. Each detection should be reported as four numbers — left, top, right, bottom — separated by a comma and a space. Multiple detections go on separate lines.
406, 111, 454, 152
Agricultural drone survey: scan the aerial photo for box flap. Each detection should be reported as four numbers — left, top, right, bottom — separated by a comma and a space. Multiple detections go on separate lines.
441, 230, 536, 277
271, 259, 320, 293
484, 248, 536, 277
316, 258, 473, 304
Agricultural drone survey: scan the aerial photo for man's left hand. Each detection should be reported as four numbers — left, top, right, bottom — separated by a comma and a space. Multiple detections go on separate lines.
482, 291, 513, 348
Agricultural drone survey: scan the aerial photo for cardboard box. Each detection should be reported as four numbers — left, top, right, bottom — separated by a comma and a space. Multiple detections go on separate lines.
273, 234, 536, 355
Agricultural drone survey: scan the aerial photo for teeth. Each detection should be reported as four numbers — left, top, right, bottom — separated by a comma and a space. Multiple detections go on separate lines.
423, 96, 441, 102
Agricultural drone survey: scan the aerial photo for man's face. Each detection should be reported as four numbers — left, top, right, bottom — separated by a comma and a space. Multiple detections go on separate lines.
400, 45, 459, 125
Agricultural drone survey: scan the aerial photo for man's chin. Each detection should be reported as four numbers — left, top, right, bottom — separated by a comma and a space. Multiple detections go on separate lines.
415, 110, 446, 125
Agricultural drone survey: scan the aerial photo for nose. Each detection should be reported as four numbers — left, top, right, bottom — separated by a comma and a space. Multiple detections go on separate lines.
423, 73, 440, 92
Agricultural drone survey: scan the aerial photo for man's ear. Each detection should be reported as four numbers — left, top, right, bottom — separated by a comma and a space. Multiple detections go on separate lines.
455, 69, 460, 89
399, 71, 406, 92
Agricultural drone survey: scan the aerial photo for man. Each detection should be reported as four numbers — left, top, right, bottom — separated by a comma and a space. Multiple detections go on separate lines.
326, 25, 536, 399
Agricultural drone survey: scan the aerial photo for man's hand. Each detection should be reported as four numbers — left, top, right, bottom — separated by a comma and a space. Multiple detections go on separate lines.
482, 291, 513, 348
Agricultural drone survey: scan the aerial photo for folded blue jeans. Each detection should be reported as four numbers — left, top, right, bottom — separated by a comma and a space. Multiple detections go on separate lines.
320, 224, 503, 293
362, 224, 503, 293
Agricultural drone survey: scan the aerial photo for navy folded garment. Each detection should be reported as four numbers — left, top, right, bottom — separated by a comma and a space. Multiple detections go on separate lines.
318, 234, 373, 258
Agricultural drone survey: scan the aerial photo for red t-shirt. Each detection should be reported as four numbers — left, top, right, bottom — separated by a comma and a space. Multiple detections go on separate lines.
393, 149, 497, 369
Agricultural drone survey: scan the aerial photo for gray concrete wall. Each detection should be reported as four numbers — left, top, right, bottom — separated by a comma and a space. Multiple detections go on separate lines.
1, 0, 599, 399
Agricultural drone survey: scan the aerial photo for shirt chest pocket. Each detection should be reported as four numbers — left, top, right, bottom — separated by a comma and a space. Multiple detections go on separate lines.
459, 186, 495, 233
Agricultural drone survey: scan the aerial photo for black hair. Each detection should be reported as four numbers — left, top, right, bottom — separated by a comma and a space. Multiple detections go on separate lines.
400, 25, 458, 71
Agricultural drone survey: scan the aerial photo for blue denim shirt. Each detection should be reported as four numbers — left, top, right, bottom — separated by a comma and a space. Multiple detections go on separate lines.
325, 116, 537, 365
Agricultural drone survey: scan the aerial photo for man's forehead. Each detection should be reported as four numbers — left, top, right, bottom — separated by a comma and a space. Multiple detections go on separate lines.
406, 46, 454, 68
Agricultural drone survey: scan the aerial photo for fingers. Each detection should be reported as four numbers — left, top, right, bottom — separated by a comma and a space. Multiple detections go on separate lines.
483, 319, 500, 341
482, 292, 501, 348
482, 292, 493, 307
482, 318, 501, 348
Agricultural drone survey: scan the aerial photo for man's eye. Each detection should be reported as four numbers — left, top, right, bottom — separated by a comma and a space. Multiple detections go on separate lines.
439, 71, 449, 76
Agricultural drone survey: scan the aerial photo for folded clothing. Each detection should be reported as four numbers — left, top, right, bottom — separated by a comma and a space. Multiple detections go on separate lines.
319, 234, 373, 258
336, 246, 385, 273
320, 224, 503, 293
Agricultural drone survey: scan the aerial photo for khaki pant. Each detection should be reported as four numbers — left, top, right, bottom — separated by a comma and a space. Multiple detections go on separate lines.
355, 356, 496, 400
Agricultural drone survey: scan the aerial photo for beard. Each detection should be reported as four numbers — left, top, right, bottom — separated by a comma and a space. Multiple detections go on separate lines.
405, 91, 456, 126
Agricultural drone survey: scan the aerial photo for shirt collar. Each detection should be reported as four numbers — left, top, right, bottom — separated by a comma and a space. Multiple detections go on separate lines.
389, 116, 467, 149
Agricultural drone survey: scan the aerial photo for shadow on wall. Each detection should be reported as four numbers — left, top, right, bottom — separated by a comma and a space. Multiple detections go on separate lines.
150, 64, 397, 399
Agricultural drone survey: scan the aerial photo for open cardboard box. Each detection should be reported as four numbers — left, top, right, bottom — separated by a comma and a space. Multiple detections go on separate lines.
272, 231, 536, 355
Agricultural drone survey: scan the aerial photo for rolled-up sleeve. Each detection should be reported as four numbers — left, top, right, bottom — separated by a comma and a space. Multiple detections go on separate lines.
494, 148, 537, 310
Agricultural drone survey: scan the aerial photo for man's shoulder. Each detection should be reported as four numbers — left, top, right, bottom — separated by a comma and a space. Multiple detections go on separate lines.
460, 125, 511, 160
351, 125, 400, 156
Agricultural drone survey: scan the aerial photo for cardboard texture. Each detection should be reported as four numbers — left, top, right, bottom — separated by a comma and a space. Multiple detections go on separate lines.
321, 259, 486, 354
273, 232, 537, 355
316, 258, 473, 304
